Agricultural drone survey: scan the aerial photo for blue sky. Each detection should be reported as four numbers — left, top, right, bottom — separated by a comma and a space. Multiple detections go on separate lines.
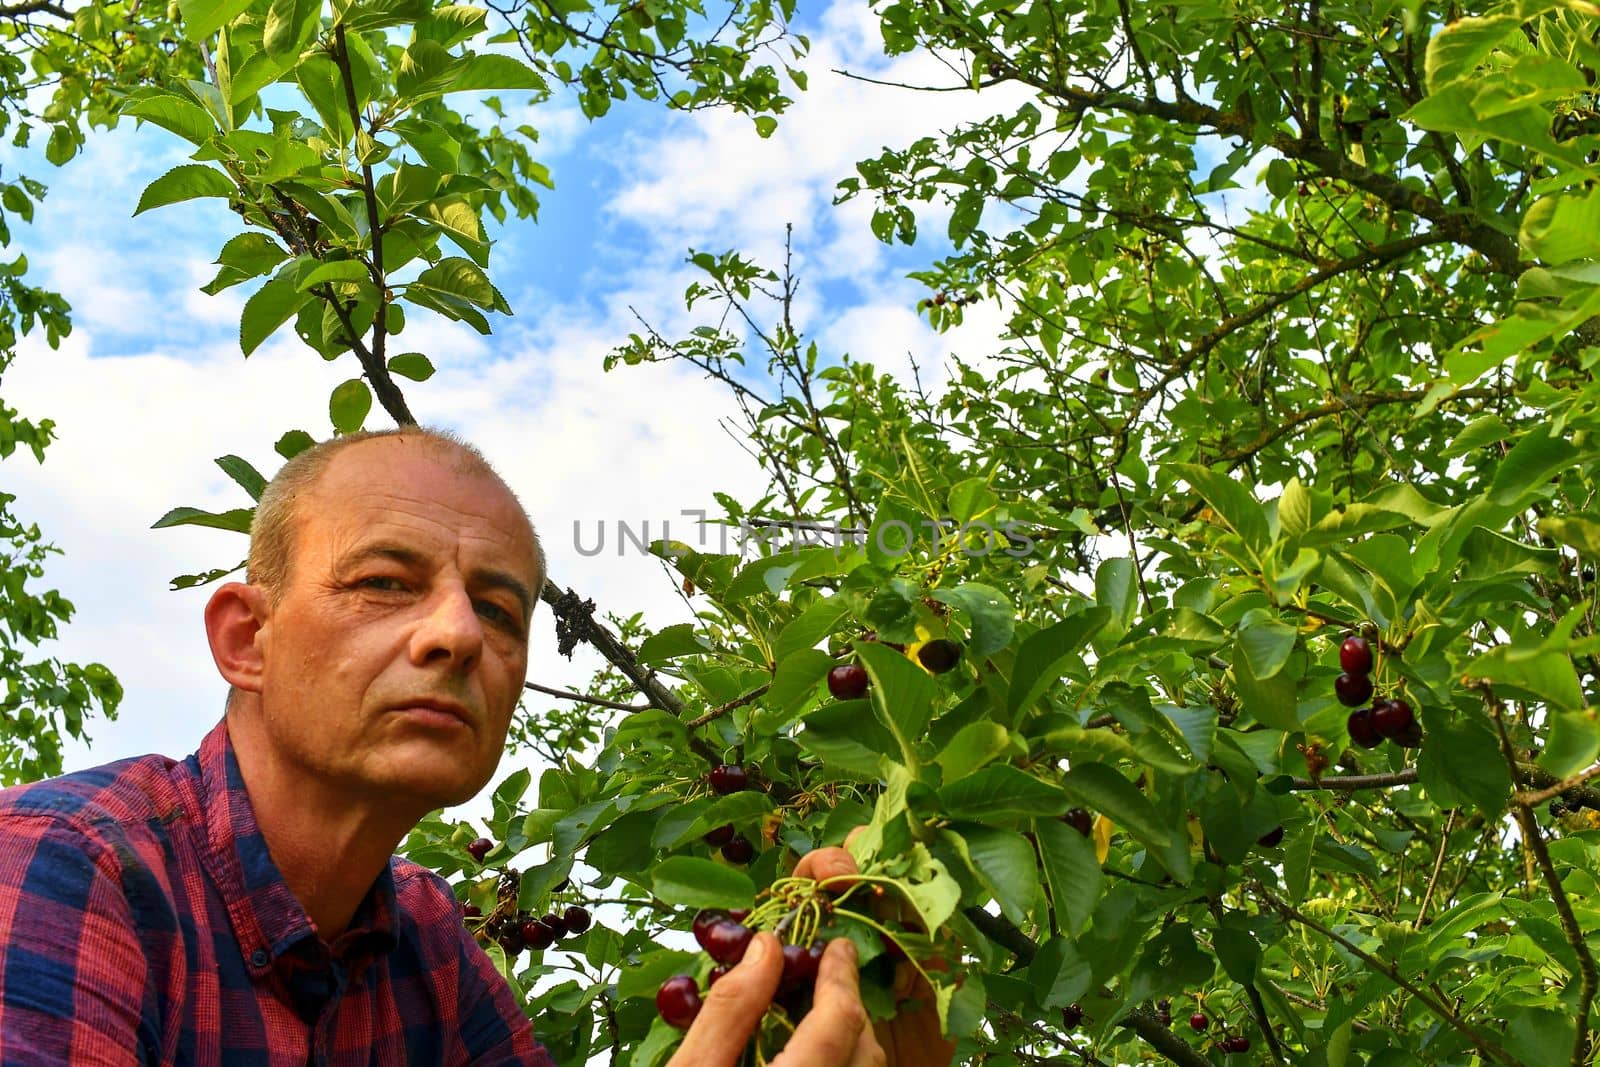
0, 0, 1039, 825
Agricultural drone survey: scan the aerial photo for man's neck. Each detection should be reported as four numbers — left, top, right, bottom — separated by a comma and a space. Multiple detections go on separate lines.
224, 714, 423, 941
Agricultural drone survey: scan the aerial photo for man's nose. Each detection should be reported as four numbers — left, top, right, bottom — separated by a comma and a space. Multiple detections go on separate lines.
411, 583, 484, 669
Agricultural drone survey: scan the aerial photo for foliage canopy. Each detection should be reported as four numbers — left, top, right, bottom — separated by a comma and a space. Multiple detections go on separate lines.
4, 0, 1600, 1062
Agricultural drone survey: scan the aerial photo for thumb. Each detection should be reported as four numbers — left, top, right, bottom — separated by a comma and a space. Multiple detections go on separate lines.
666, 932, 782, 1067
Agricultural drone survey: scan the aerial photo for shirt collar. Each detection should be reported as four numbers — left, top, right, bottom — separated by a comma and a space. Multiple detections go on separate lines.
191, 717, 401, 979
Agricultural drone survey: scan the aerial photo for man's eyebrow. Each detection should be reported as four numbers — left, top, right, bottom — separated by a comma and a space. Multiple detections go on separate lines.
343, 541, 533, 623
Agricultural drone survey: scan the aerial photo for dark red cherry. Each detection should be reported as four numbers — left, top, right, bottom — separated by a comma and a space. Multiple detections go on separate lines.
1335, 671, 1373, 707
1393, 720, 1424, 748
721, 837, 755, 864
703, 823, 736, 848
466, 837, 494, 863
1257, 826, 1285, 848
656, 975, 702, 1029
707, 964, 730, 987
1062, 808, 1093, 836
780, 942, 821, 988
1061, 1003, 1083, 1028
462, 903, 481, 918
827, 664, 869, 700
1372, 697, 1415, 739
692, 909, 726, 950
727, 908, 750, 923
1339, 635, 1374, 676
917, 639, 963, 674
703, 920, 754, 965
1190, 1012, 1209, 1032
562, 906, 591, 935
1347, 707, 1382, 749
708, 764, 749, 794
521, 918, 556, 950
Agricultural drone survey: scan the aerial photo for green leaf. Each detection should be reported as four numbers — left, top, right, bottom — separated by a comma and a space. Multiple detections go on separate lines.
1419, 714, 1510, 816
413, 256, 496, 308
1237, 618, 1297, 680
1233, 637, 1301, 731
1423, 14, 1517, 92
1034, 817, 1101, 935
938, 765, 1068, 820
125, 94, 216, 146
1464, 645, 1584, 712
179, 0, 254, 41
1278, 478, 1313, 537
133, 164, 234, 215
1488, 424, 1578, 507
1094, 558, 1137, 644
329, 378, 372, 434
450, 53, 546, 93
263, 0, 320, 57
1172, 464, 1270, 554
214, 454, 267, 501
956, 824, 1038, 925
239, 272, 310, 356
150, 505, 254, 533
1539, 710, 1600, 778
858, 639, 936, 767
651, 857, 754, 908
1027, 937, 1092, 1009
772, 597, 850, 663
1539, 513, 1600, 556
1059, 762, 1171, 847
930, 582, 1014, 657
1213, 925, 1260, 985
937, 721, 1011, 781
616, 948, 700, 1002
1007, 608, 1109, 720
296, 259, 369, 290
387, 352, 435, 382
637, 623, 712, 664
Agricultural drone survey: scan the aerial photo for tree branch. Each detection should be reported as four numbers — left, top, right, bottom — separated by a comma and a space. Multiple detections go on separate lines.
523, 680, 648, 712
1290, 769, 1418, 791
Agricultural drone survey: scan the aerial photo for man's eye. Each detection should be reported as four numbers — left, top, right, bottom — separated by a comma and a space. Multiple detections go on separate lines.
361, 577, 406, 591
477, 601, 518, 627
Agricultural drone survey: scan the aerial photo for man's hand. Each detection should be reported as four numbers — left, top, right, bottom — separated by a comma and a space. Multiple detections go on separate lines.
664, 932, 885, 1067
664, 843, 955, 1067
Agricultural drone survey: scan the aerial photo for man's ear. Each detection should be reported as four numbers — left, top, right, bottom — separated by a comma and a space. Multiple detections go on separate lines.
205, 582, 271, 695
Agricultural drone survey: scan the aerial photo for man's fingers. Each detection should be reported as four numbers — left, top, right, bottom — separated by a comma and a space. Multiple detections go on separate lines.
774, 938, 883, 1066
793, 845, 857, 883
665, 933, 782, 1067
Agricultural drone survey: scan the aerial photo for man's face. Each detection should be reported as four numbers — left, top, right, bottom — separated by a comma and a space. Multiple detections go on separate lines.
252, 438, 537, 811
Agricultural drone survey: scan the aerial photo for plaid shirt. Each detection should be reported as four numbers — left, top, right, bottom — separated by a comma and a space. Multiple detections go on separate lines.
0, 717, 554, 1066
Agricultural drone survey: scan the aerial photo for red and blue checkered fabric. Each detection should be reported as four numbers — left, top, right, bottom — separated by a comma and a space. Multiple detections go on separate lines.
0, 717, 554, 1065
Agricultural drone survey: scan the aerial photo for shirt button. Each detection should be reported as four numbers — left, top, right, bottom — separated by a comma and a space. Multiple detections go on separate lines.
250, 949, 269, 967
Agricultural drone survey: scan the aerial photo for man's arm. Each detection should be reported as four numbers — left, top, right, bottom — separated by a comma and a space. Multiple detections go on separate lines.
0, 815, 149, 1064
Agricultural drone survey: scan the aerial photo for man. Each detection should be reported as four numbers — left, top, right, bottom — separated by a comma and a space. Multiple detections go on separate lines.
0, 427, 890, 1064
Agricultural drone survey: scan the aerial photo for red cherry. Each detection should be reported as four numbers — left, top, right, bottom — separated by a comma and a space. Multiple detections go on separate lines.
1257, 826, 1285, 848
521, 917, 556, 950
703, 920, 754, 965
1061, 1003, 1083, 1028
703, 823, 736, 848
1335, 672, 1373, 707
497, 933, 523, 957
462, 903, 481, 918
1339, 635, 1374, 676
656, 975, 702, 1029
1228, 1035, 1251, 1052
917, 639, 962, 674
780, 942, 821, 987
1062, 808, 1093, 836
1189, 1012, 1209, 1032
708, 764, 749, 794
562, 906, 591, 935
827, 664, 869, 700
1393, 720, 1424, 748
933, 291, 947, 305
707, 964, 730, 987
692, 909, 726, 950
727, 908, 751, 923
1372, 697, 1415, 739
1347, 707, 1382, 749
721, 837, 755, 864
466, 837, 493, 863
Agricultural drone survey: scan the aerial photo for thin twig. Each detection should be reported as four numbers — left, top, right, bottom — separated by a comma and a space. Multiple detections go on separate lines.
523, 680, 648, 713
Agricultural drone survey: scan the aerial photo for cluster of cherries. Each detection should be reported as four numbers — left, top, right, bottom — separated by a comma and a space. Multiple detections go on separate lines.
1335, 635, 1422, 749
655, 909, 826, 1029
825, 632, 965, 702
1189, 1011, 1251, 1053
461, 836, 591, 956
705, 764, 758, 864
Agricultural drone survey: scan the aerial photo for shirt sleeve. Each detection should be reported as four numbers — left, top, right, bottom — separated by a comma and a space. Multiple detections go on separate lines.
0, 815, 148, 1064
455, 920, 555, 1066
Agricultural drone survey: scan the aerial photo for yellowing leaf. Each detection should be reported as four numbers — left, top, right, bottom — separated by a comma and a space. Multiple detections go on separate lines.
1093, 814, 1113, 864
